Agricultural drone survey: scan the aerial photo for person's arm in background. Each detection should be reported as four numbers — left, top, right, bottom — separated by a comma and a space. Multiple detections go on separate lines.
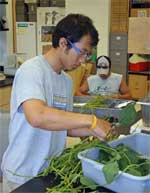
76, 79, 90, 96
112, 77, 132, 100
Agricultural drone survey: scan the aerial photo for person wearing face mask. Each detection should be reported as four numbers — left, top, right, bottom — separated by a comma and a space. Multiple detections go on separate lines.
77, 55, 131, 99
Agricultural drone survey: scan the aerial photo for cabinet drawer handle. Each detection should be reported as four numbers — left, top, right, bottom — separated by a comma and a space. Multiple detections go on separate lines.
115, 52, 120, 56
116, 36, 121, 40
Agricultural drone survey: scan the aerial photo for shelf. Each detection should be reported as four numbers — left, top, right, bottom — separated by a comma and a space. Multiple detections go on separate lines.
132, 4, 150, 8
0, 2, 8, 4
131, 1, 150, 8
0, 28, 9, 31
128, 71, 150, 75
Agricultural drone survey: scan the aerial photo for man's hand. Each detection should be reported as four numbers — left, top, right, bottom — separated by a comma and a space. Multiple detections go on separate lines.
90, 118, 112, 141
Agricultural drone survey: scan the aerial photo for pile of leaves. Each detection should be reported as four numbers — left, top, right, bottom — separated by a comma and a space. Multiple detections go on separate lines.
40, 137, 150, 193
96, 143, 150, 184
41, 138, 100, 193
80, 96, 137, 126
80, 96, 108, 114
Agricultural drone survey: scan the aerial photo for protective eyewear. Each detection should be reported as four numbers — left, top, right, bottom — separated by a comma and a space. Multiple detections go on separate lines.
67, 39, 92, 60
97, 66, 109, 69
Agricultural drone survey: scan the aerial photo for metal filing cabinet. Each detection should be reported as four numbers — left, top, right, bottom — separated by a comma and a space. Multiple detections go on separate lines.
110, 34, 128, 50
109, 33, 128, 81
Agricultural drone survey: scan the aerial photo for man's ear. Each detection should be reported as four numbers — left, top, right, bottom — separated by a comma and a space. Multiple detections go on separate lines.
59, 38, 68, 48
59, 37, 69, 54
59, 38, 69, 54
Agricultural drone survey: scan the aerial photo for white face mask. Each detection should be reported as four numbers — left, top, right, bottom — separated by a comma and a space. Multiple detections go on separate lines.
97, 68, 109, 75
96, 56, 110, 75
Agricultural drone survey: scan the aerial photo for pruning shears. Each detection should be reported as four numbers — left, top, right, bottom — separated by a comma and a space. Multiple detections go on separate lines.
106, 123, 120, 141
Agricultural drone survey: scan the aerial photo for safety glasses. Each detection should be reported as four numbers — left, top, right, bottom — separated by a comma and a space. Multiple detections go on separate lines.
97, 66, 109, 69
67, 39, 92, 61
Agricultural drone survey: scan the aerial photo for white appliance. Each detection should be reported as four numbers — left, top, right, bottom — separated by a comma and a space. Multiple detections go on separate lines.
16, 22, 37, 60
37, 7, 65, 55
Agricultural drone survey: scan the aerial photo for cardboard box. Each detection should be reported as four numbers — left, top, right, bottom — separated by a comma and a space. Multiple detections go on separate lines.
129, 74, 148, 99
128, 17, 150, 54
131, 8, 150, 17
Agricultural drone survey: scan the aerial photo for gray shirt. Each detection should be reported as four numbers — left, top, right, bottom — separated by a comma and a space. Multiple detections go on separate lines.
1, 55, 73, 184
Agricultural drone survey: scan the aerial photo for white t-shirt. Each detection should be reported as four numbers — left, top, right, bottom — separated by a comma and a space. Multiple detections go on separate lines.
1, 55, 73, 184
88, 72, 122, 96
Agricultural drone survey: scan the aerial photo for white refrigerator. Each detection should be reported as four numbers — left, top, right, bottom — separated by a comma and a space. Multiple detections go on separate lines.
16, 22, 37, 60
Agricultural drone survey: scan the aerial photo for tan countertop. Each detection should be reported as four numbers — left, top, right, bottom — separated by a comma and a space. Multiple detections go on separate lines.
0, 76, 13, 88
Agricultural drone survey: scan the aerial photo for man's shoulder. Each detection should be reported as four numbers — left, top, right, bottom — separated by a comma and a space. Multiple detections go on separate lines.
88, 74, 98, 80
17, 56, 39, 70
24, 55, 42, 66
19, 56, 45, 72
62, 70, 73, 82
111, 72, 122, 78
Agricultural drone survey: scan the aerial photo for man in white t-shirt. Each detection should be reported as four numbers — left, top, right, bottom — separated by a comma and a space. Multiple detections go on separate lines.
77, 55, 131, 99
1, 14, 112, 193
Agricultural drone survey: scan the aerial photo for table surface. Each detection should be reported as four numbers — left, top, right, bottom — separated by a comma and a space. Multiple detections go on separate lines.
11, 173, 115, 193
0, 76, 13, 87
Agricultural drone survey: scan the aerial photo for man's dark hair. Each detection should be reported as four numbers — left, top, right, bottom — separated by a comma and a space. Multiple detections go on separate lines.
52, 13, 99, 48
96, 55, 111, 68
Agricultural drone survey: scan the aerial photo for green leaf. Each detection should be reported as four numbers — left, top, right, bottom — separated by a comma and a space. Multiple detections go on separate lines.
118, 155, 129, 170
126, 167, 142, 176
80, 176, 98, 190
119, 103, 137, 126
51, 191, 62, 193
139, 162, 150, 176
98, 149, 113, 163
70, 173, 79, 183
103, 161, 119, 184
